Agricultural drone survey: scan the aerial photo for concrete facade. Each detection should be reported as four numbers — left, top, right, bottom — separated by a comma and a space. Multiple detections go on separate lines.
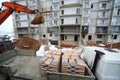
11, 0, 120, 43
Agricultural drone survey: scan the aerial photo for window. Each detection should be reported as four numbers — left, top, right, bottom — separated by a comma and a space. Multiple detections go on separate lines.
82, 35, 85, 38
112, 35, 117, 39
53, 5, 58, 10
61, 35, 64, 40
61, 27, 64, 33
117, 9, 120, 15
76, 8, 80, 14
84, 2, 89, 8
61, 19, 64, 24
54, 13, 58, 18
102, 3, 106, 8
61, 10, 64, 14
88, 35, 92, 40
54, 21, 58, 26
61, 0, 64, 4
65, 35, 67, 40
102, 20, 105, 25
97, 35, 102, 38
76, 18, 79, 24
74, 36, 78, 41
103, 12, 105, 17
91, 4, 93, 8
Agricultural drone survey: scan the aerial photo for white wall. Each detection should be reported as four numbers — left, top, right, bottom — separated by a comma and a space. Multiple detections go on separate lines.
98, 11, 110, 18
17, 22, 28, 27
61, 7, 82, 15
88, 27, 96, 34
97, 19, 109, 26
108, 35, 120, 43
62, 0, 82, 5
19, 15, 28, 20
61, 17, 81, 25
99, 1, 112, 10
111, 17, 120, 25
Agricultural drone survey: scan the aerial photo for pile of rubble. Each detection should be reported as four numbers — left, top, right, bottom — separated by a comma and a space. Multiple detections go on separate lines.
105, 42, 120, 49
87, 41, 120, 49
14, 36, 40, 51
60, 41, 78, 48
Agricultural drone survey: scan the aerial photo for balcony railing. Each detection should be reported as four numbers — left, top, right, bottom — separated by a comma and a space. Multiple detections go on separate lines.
111, 22, 120, 25
60, 30, 80, 34
98, 13, 110, 18
113, 11, 120, 16
18, 31, 29, 34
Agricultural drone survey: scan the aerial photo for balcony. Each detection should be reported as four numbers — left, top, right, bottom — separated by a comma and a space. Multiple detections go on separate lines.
30, 24, 39, 27
111, 18, 120, 25
98, 12, 110, 18
18, 31, 29, 34
28, 0, 37, 7
60, 30, 80, 34
96, 28, 108, 34
97, 20, 109, 26
60, 27, 80, 34
99, 3, 112, 10
60, 8, 82, 16
60, 0, 82, 8
113, 11, 120, 17
83, 1, 90, 9
60, 19, 81, 26
111, 22, 120, 26
114, 2, 120, 7
53, 0, 59, 3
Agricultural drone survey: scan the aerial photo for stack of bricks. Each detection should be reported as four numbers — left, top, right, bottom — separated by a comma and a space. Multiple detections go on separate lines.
39, 49, 86, 76
39, 53, 53, 76
61, 55, 69, 73
61, 49, 86, 75
61, 49, 72, 73
49, 55, 60, 72
39, 50, 61, 76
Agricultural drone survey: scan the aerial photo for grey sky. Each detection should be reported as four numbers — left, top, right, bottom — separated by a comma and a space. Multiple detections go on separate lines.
0, 0, 14, 35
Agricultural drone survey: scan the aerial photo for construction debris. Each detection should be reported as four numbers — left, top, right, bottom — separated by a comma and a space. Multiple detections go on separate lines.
86, 41, 120, 49
105, 42, 120, 49
14, 36, 40, 51
60, 41, 78, 48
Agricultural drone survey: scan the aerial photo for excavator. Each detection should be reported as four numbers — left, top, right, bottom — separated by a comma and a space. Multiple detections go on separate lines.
0, 1, 52, 53
0, 1, 51, 25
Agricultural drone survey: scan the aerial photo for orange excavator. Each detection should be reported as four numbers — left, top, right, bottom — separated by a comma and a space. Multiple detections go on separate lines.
0, 1, 51, 25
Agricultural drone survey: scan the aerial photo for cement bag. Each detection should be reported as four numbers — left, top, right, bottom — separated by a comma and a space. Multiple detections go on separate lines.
31, 12, 45, 24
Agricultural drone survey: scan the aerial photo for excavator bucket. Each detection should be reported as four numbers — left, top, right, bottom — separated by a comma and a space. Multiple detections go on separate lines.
31, 11, 45, 24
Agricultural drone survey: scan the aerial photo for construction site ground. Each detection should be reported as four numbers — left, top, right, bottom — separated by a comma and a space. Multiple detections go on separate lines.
0, 49, 46, 80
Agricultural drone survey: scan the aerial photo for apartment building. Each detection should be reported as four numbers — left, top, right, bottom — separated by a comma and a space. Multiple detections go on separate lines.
10, 0, 40, 39
11, 0, 120, 43
83, 0, 120, 43
109, 0, 120, 42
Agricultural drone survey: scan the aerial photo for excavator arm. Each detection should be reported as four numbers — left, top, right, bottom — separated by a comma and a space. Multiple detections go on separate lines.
0, 2, 37, 25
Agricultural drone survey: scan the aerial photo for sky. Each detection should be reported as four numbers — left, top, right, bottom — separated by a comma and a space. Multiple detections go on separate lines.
0, 0, 14, 35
